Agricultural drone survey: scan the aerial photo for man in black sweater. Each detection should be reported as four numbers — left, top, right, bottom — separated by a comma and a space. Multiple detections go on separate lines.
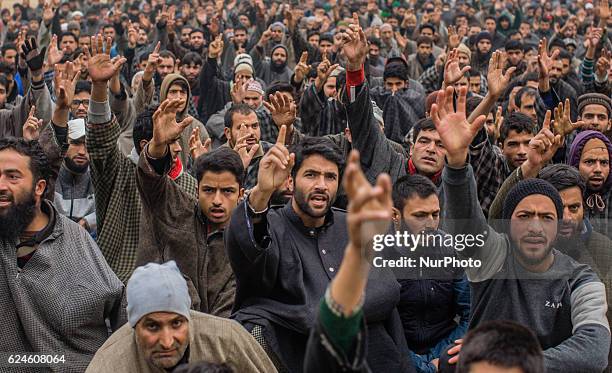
433, 86, 610, 372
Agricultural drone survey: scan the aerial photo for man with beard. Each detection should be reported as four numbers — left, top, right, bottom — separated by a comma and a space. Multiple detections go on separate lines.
250, 30, 292, 86
569, 130, 612, 240
488, 161, 612, 325
53, 118, 97, 236
379, 23, 401, 58
86, 261, 276, 372
407, 36, 435, 81
367, 37, 385, 79
0, 137, 125, 371
168, 28, 206, 62
180, 52, 203, 95
388, 174, 470, 373
136, 99, 245, 317
342, 25, 438, 187
226, 135, 413, 372
471, 32, 493, 74
205, 79, 265, 149
222, 103, 272, 189
435, 85, 610, 372
546, 55, 578, 121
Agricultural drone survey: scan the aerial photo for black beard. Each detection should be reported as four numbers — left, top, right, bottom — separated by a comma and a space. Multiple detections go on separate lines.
270, 190, 291, 206
64, 156, 89, 174
271, 60, 287, 72
293, 188, 335, 219
0, 189, 36, 240
514, 240, 555, 266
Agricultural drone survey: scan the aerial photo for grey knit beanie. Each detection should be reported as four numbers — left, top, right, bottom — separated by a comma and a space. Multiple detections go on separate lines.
502, 179, 564, 222
126, 261, 191, 327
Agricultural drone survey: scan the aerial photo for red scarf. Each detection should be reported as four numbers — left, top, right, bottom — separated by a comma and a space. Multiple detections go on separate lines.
168, 156, 183, 180
408, 158, 441, 184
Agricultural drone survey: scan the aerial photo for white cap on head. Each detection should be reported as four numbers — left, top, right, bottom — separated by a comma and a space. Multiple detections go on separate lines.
68, 118, 86, 141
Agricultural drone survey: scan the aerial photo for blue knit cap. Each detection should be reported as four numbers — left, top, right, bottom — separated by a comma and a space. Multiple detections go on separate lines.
126, 261, 191, 327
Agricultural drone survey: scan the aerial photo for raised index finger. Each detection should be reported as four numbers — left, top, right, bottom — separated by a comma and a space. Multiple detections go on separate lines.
276, 124, 287, 146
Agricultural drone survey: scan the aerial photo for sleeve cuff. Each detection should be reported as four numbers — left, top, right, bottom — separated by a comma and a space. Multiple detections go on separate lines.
88, 99, 112, 125
346, 67, 365, 87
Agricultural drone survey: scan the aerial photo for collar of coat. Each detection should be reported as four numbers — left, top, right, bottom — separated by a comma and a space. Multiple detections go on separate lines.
16, 200, 57, 249
282, 200, 335, 234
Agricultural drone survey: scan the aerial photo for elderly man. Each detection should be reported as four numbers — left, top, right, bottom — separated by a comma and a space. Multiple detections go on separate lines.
86, 261, 276, 373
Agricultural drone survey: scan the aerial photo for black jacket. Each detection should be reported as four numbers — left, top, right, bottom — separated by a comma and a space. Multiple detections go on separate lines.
225, 201, 414, 373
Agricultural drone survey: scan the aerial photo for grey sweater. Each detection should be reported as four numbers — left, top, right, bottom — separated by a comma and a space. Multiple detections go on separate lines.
442, 164, 610, 372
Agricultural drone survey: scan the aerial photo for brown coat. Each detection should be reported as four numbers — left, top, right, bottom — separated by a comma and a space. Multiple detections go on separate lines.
135, 146, 236, 317
85, 310, 277, 373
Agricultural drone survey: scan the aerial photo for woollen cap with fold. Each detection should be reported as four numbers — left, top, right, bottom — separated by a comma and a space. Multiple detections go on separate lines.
126, 261, 191, 327
502, 179, 564, 221
578, 93, 612, 117
456, 43, 472, 60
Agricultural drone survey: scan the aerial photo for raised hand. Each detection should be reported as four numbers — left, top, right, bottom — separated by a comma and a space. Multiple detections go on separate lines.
444, 48, 471, 86
54, 61, 79, 109
553, 98, 585, 136
447, 25, 461, 50
46, 34, 64, 68
188, 127, 211, 160
538, 38, 559, 78
521, 110, 563, 178
487, 51, 516, 98
42, 0, 54, 25
256, 125, 295, 194
87, 34, 126, 83
20, 37, 46, 73
208, 34, 224, 59
231, 78, 249, 104
344, 150, 392, 255
127, 21, 138, 48
149, 98, 194, 158
596, 50, 611, 80
233, 123, 260, 169
143, 42, 161, 83
293, 51, 311, 83
22, 106, 43, 141
599, 0, 610, 22
492, 105, 503, 144
263, 91, 297, 129
430, 86, 486, 167
258, 29, 272, 47
342, 14, 368, 71
315, 54, 339, 91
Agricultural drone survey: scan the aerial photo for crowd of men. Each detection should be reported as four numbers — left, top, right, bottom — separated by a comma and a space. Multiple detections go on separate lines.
0, 0, 612, 371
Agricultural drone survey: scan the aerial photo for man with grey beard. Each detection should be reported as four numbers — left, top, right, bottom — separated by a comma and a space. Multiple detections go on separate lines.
0, 137, 124, 372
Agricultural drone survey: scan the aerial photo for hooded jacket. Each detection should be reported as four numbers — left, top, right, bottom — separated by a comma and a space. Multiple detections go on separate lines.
569, 130, 612, 239
250, 44, 293, 86
159, 74, 210, 170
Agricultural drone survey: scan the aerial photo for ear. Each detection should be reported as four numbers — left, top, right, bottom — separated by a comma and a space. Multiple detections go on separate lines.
139, 139, 149, 153
34, 179, 46, 199
392, 207, 401, 222
223, 127, 232, 143
238, 187, 245, 200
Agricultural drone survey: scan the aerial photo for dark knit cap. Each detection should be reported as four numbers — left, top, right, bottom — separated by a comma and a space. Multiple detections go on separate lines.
502, 179, 564, 221
475, 31, 492, 44
578, 93, 612, 118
